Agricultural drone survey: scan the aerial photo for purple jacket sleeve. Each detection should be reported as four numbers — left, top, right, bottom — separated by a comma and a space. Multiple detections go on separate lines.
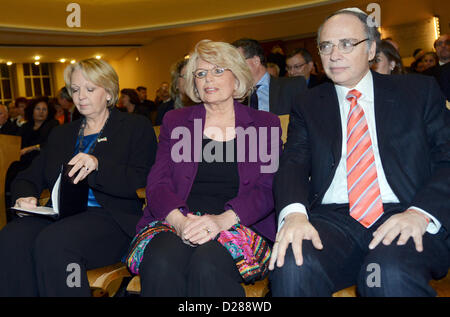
145, 118, 188, 221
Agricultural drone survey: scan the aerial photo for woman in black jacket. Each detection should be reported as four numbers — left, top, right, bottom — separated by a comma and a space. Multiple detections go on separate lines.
0, 58, 157, 296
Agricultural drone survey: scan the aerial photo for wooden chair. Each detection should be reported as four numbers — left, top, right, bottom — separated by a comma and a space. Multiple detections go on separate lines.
0, 135, 21, 230
278, 114, 289, 144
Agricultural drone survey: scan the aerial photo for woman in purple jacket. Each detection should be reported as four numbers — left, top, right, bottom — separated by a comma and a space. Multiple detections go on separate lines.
125, 40, 282, 296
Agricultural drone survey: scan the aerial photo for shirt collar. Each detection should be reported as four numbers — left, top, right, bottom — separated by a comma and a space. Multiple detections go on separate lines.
256, 71, 270, 88
334, 70, 373, 104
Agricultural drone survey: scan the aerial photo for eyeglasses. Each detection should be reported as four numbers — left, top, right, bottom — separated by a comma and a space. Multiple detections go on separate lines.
286, 62, 307, 71
318, 38, 369, 55
193, 66, 230, 79
435, 40, 450, 48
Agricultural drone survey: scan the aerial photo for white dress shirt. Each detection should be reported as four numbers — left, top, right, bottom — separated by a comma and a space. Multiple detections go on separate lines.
278, 71, 441, 234
255, 72, 271, 112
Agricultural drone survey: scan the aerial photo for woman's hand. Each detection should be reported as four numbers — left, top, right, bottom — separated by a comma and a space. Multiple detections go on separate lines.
15, 197, 38, 209
183, 210, 238, 245
67, 153, 99, 184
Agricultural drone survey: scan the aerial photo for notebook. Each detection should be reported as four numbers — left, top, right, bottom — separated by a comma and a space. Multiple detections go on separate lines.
13, 164, 89, 219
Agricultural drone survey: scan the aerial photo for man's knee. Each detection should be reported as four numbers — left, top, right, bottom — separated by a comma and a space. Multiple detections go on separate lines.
271, 245, 332, 296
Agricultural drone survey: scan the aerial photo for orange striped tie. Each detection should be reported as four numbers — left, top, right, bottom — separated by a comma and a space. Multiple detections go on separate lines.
346, 89, 384, 228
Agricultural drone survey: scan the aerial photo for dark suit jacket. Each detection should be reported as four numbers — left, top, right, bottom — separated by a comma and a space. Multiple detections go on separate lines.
245, 75, 307, 115
11, 109, 157, 237
274, 71, 450, 231
268, 75, 307, 115
0, 120, 19, 135
424, 63, 450, 101
136, 101, 282, 241
307, 73, 330, 89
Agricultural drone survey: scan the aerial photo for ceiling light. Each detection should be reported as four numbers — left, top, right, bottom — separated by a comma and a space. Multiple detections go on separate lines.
60, 58, 66, 63
71, 59, 76, 64
6, 61, 12, 66
34, 61, 40, 65
34, 56, 40, 61
95, 55, 101, 60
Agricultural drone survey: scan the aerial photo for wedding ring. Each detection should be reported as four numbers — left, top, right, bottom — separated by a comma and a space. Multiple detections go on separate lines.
205, 228, 211, 234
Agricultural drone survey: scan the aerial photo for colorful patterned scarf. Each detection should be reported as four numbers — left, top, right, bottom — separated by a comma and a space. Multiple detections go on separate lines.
124, 220, 271, 284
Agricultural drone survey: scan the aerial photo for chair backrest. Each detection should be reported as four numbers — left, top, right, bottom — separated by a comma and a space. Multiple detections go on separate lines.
153, 125, 160, 141
278, 114, 290, 144
0, 135, 21, 229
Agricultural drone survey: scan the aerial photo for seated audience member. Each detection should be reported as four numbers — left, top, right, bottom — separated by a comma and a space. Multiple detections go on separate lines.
267, 45, 287, 77
423, 34, 450, 100
410, 55, 427, 73
266, 62, 280, 77
434, 34, 450, 65
232, 38, 307, 115
51, 98, 66, 125
285, 48, 327, 88
120, 88, 152, 120
17, 97, 59, 164
136, 86, 158, 124
0, 104, 18, 135
154, 82, 171, 105
155, 58, 196, 126
371, 39, 404, 75
125, 40, 282, 297
9, 97, 28, 127
422, 52, 439, 71
0, 58, 157, 296
270, 8, 450, 297
58, 86, 81, 123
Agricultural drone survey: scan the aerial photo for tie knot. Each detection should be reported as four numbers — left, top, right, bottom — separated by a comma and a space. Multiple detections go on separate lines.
346, 89, 362, 103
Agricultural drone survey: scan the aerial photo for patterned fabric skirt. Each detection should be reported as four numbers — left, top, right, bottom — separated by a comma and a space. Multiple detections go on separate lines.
124, 220, 271, 284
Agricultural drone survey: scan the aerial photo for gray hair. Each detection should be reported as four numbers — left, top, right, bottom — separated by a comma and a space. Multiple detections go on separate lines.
317, 8, 381, 55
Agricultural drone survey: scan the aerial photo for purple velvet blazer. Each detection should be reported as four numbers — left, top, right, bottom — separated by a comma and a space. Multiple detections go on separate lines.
136, 101, 282, 242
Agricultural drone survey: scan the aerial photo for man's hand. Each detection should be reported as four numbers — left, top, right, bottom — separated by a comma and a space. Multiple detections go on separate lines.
269, 213, 323, 270
369, 209, 429, 252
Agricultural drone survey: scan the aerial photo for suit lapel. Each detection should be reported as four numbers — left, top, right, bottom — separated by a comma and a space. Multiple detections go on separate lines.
269, 76, 279, 114
91, 108, 124, 156
372, 71, 396, 158
318, 83, 342, 164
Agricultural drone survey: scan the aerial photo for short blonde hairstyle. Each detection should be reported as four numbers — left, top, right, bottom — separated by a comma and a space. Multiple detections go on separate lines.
184, 40, 253, 103
64, 58, 119, 107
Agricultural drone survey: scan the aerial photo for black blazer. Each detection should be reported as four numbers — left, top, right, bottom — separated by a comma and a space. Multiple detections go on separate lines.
11, 109, 158, 237
269, 75, 307, 115
274, 71, 450, 231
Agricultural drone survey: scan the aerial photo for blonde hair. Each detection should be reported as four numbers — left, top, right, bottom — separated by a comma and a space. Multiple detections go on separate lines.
184, 40, 253, 103
64, 58, 119, 107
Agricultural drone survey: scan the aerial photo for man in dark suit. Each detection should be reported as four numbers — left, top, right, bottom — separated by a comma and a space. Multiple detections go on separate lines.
58, 87, 81, 123
232, 38, 306, 115
285, 47, 327, 89
270, 8, 450, 297
0, 105, 18, 135
423, 34, 450, 100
